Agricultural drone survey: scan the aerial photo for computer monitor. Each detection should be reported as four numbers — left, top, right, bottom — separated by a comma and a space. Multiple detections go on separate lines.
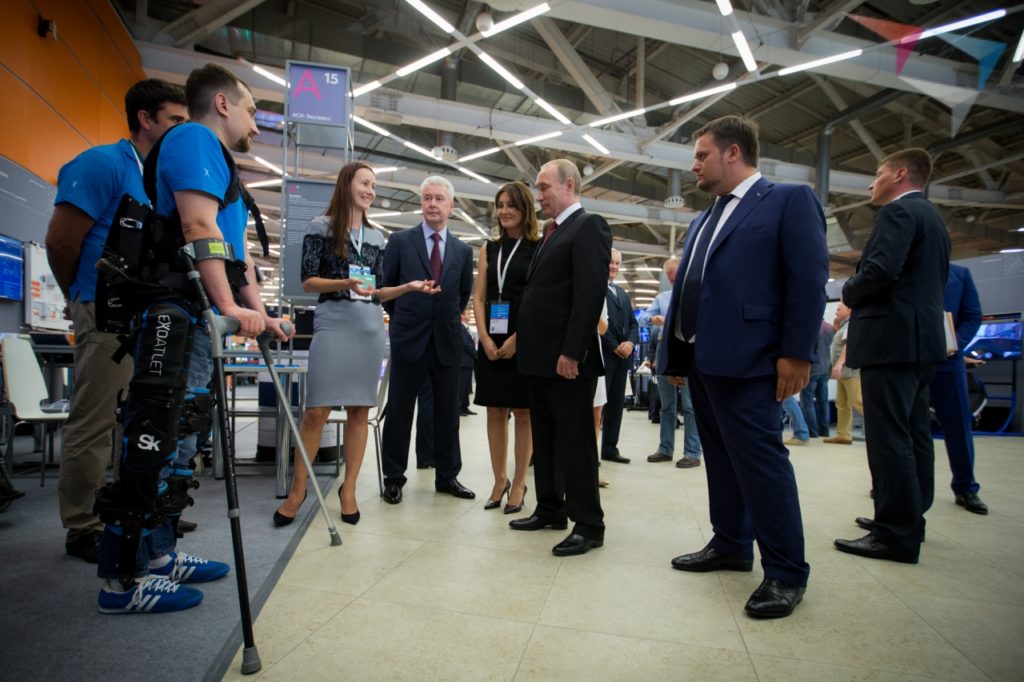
963, 313, 1022, 361
0, 234, 24, 301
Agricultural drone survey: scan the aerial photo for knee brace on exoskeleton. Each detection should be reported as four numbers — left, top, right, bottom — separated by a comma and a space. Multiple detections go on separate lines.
181, 387, 214, 438
120, 299, 197, 475
94, 482, 162, 588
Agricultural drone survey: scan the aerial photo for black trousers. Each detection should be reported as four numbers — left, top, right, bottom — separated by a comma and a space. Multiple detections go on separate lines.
600, 361, 629, 457
861, 362, 936, 554
382, 339, 461, 486
459, 366, 473, 411
527, 375, 604, 539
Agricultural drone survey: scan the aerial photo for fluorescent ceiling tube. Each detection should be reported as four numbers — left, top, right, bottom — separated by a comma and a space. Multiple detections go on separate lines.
253, 156, 283, 175
481, 2, 551, 37
714, 0, 734, 16
581, 134, 610, 155
459, 147, 502, 162
457, 166, 493, 184
368, 211, 403, 218
252, 65, 287, 87
478, 51, 525, 90
914, 9, 1007, 42
353, 115, 392, 137
247, 178, 282, 188
1012, 28, 1024, 62
403, 0, 456, 33
515, 131, 562, 146
396, 47, 452, 77
352, 80, 382, 97
533, 97, 572, 125
403, 140, 438, 159
669, 82, 737, 106
731, 30, 759, 72
589, 108, 648, 128
371, 166, 400, 173
777, 49, 863, 76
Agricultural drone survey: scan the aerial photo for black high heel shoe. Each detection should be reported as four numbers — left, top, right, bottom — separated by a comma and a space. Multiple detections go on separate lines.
273, 491, 307, 527
484, 479, 511, 510
504, 484, 527, 515
339, 484, 360, 525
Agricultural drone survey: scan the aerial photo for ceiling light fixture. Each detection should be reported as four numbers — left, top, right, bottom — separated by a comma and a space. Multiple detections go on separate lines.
1013, 27, 1024, 62
403, 140, 438, 159
731, 30, 759, 72
669, 82, 737, 106
481, 2, 552, 37
371, 166, 400, 173
352, 80, 382, 97
589, 107, 648, 128
533, 97, 572, 125
714, 0, 734, 16
353, 115, 392, 137
478, 50, 526, 90
253, 156, 283, 175
252, 64, 287, 87
402, 0, 456, 33
458, 167, 493, 184
459, 146, 503, 162
913, 9, 1007, 42
396, 48, 452, 77
368, 211, 403, 218
515, 131, 562, 146
456, 208, 492, 238
247, 178, 283, 188
777, 49, 863, 76
581, 134, 610, 155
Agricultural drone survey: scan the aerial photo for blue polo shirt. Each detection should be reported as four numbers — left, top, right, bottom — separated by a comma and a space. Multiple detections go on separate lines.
53, 139, 147, 302
153, 123, 247, 262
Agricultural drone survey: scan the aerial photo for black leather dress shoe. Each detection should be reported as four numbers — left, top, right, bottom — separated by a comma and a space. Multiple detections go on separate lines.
65, 530, 102, 563
834, 534, 918, 563
955, 493, 988, 515
671, 545, 753, 572
382, 483, 403, 505
601, 452, 631, 464
855, 516, 875, 531
416, 461, 435, 469
435, 478, 476, 499
744, 578, 805, 619
509, 514, 568, 531
552, 533, 603, 556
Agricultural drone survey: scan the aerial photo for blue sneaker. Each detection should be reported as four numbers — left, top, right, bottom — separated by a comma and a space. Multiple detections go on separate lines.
98, 577, 203, 614
151, 551, 230, 583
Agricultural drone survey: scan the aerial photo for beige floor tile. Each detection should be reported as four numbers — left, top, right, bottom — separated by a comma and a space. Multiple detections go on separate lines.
362, 541, 560, 622
514, 624, 757, 681
724, 580, 988, 680
750, 654, 939, 681
900, 591, 1024, 682
539, 559, 747, 652
257, 598, 533, 681
277, 533, 425, 597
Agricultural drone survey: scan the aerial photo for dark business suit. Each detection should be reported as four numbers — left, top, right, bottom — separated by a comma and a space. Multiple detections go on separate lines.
458, 323, 476, 411
381, 224, 474, 486
932, 264, 982, 495
657, 177, 828, 587
844, 191, 951, 554
601, 282, 639, 458
517, 206, 612, 539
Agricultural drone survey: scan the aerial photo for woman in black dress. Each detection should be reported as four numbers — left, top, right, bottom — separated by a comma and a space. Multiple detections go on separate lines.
472, 181, 539, 513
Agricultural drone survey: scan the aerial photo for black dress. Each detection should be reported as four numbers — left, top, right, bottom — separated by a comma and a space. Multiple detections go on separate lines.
474, 236, 537, 408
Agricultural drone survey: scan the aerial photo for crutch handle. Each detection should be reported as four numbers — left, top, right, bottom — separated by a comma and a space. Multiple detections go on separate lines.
256, 321, 293, 345
209, 315, 241, 339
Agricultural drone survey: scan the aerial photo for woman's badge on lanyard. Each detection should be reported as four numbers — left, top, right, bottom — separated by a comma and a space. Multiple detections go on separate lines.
349, 225, 375, 301
489, 238, 521, 335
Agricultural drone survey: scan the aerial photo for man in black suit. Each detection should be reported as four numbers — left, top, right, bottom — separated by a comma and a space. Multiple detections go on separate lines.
656, 116, 829, 618
380, 175, 476, 504
600, 248, 638, 463
835, 148, 951, 564
512, 158, 612, 557
458, 311, 477, 416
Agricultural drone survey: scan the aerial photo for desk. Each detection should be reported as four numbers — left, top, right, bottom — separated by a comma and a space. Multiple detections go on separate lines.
222, 364, 306, 497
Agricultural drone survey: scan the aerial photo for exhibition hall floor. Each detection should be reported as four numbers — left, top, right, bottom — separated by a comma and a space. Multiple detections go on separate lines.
224, 409, 1023, 681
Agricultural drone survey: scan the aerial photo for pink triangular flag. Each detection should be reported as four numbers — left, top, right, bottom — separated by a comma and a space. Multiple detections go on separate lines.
848, 14, 923, 74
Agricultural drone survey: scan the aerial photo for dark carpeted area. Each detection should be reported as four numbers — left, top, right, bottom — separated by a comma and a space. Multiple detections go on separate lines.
0, 440, 333, 681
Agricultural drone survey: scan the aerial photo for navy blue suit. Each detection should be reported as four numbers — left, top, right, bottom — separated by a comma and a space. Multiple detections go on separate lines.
380, 224, 474, 486
600, 282, 638, 458
932, 264, 982, 495
657, 176, 829, 587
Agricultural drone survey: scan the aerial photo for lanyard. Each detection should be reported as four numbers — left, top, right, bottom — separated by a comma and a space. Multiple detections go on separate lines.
352, 225, 365, 263
128, 141, 144, 177
495, 238, 522, 300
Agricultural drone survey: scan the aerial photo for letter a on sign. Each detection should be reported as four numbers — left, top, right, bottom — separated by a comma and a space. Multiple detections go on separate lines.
293, 69, 321, 100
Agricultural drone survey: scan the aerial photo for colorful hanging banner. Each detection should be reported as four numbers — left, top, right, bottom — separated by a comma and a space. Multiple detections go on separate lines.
899, 76, 980, 137
848, 14, 922, 74
936, 34, 1007, 89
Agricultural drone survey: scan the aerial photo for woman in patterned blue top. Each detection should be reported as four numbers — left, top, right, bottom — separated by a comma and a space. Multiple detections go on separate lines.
274, 162, 438, 526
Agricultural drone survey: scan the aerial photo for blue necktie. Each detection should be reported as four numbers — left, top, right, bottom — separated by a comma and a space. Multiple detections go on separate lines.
678, 194, 732, 340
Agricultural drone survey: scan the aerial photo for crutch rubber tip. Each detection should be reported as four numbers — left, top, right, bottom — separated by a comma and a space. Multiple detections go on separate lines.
240, 647, 262, 674
329, 531, 343, 546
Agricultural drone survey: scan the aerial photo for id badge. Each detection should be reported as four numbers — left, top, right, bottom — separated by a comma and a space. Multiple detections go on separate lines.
350, 265, 375, 301
489, 301, 510, 335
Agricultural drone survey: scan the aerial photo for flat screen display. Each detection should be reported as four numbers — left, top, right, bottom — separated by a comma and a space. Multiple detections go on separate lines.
0, 234, 24, 301
964, 314, 1022, 360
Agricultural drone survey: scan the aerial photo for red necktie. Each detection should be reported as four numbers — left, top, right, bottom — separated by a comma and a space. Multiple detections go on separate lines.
543, 220, 558, 244
430, 232, 442, 282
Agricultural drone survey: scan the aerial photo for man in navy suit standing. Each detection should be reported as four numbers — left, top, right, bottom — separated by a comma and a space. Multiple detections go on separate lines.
601, 248, 639, 464
380, 176, 475, 504
834, 148, 950, 564
657, 116, 828, 618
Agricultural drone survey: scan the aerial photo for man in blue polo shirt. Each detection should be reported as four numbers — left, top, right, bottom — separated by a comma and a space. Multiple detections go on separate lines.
95, 63, 290, 614
46, 79, 187, 564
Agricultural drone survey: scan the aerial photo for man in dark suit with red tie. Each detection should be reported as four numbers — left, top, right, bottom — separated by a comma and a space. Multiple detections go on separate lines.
380, 176, 475, 504
512, 159, 612, 556
601, 248, 639, 464
657, 116, 829, 618
834, 148, 951, 563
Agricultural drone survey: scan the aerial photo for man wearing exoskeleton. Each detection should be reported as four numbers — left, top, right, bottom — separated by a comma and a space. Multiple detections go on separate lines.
94, 63, 291, 613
